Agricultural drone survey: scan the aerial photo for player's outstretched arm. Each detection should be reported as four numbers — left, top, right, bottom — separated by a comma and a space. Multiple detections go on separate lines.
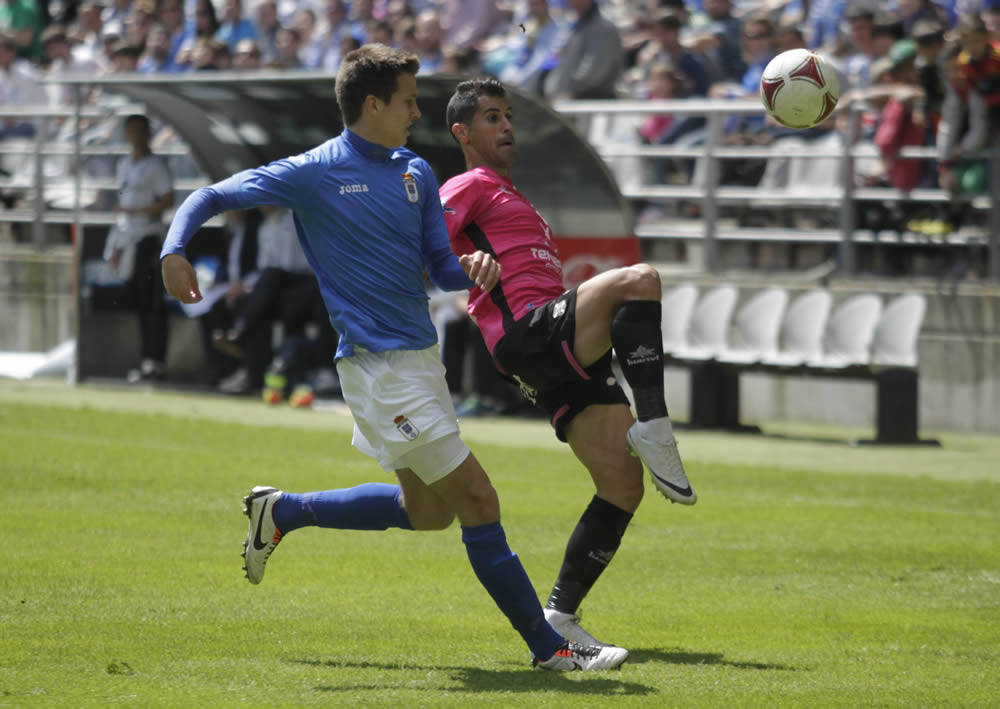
459, 250, 502, 292
161, 254, 202, 303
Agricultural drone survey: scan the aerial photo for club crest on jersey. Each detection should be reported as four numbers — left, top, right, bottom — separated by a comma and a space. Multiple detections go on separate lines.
402, 173, 419, 203
394, 415, 420, 441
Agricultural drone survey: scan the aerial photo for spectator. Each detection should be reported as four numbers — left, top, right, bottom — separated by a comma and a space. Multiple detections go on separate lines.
191, 0, 220, 42
842, 4, 879, 91
124, 1, 156, 53
874, 39, 926, 193
898, 0, 950, 33
985, 0, 1000, 43
108, 39, 142, 71
441, 0, 504, 50
395, 15, 419, 55
441, 44, 479, 73
101, 114, 174, 382
42, 24, 98, 104
349, 0, 376, 42
1, 0, 45, 61
634, 9, 709, 97
872, 12, 905, 59
212, 205, 321, 395
294, 7, 322, 68
775, 22, 807, 54
252, 0, 280, 64
158, 0, 186, 68
686, 0, 745, 84
369, 19, 393, 47
543, 0, 624, 100
0, 32, 47, 141
936, 15, 998, 230
138, 22, 178, 72
102, 0, 130, 26
271, 26, 303, 70
414, 9, 444, 74
215, 0, 257, 52
913, 19, 948, 126
232, 37, 262, 70
499, 0, 568, 95
197, 208, 260, 387
315, 0, 357, 72
805, 0, 848, 51
70, 0, 106, 68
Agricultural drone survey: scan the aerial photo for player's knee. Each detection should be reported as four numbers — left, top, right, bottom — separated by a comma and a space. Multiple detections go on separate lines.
625, 263, 661, 301
457, 481, 500, 525
412, 506, 456, 531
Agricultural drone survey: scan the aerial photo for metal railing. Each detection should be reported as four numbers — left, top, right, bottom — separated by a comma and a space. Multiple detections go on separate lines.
554, 97, 999, 279
4, 97, 997, 280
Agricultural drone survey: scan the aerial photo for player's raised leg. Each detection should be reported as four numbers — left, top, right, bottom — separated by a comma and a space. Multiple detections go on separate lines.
574, 264, 696, 505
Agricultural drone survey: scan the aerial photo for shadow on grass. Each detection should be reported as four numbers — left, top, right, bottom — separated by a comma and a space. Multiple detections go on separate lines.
291, 658, 656, 696
628, 647, 801, 671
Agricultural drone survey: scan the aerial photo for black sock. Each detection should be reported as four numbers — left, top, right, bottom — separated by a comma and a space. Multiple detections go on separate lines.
611, 300, 668, 421
546, 496, 634, 615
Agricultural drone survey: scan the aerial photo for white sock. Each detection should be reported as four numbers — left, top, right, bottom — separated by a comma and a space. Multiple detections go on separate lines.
636, 416, 674, 441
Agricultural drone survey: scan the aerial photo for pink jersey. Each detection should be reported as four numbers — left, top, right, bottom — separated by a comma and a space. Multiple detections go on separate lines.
440, 166, 566, 353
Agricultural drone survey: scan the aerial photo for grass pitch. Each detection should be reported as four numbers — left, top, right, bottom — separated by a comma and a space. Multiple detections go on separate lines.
1, 379, 998, 707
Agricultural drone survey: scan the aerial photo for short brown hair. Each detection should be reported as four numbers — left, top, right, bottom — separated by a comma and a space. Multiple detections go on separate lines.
335, 43, 419, 126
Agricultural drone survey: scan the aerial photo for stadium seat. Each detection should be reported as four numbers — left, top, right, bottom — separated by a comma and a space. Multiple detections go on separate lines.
660, 283, 698, 355
671, 284, 738, 360
760, 288, 833, 367
871, 293, 926, 368
809, 293, 883, 369
716, 287, 789, 364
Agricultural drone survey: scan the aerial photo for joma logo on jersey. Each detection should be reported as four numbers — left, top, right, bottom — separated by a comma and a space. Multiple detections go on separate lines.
339, 183, 369, 195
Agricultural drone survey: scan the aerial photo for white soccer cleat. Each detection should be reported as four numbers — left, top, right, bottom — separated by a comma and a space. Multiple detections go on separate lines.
533, 641, 629, 671
242, 486, 284, 584
544, 608, 610, 647
626, 423, 697, 505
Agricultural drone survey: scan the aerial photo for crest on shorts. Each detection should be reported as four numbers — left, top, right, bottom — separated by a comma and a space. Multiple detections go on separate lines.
552, 299, 567, 319
394, 414, 420, 441
402, 173, 419, 203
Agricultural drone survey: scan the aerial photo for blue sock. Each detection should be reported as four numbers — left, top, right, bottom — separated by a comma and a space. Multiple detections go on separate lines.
272, 483, 413, 533
462, 522, 563, 660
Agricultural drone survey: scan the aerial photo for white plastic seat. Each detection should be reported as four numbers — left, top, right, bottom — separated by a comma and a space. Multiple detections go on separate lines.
871, 293, 926, 368
661, 283, 699, 356
808, 293, 883, 369
717, 287, 789, 364
761, 289, 833, 367
672, 285, 738, 360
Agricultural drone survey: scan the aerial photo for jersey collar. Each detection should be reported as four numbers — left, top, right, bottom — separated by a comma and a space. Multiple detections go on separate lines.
342, 128, 392, 162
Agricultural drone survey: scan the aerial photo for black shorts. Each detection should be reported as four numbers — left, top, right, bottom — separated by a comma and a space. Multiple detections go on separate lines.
492, 287, 629, 442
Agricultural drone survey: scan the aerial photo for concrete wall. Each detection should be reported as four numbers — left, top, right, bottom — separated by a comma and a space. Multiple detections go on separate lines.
0, 245, 74, 353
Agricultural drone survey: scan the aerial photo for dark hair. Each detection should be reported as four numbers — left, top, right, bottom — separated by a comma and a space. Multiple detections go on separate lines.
335, 43, 420, 126
445, 77, 507, 139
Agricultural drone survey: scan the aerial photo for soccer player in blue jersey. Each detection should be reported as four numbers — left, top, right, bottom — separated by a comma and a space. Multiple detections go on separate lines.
159, 44, 626, 672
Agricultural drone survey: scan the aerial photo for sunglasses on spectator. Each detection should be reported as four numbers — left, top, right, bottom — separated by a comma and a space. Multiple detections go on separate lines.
744, 33, 771, 40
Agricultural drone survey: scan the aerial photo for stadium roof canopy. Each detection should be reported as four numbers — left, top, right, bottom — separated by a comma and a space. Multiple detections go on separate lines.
56, 72, 633, 239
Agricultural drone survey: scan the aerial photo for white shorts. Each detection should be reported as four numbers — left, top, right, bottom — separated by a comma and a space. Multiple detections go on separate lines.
336, 346, 470, 484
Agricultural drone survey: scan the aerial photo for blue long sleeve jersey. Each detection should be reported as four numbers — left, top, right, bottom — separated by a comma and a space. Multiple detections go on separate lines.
161, 129, 473, 359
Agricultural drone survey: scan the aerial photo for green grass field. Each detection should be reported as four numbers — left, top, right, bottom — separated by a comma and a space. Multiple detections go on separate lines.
1, 380, 998, 707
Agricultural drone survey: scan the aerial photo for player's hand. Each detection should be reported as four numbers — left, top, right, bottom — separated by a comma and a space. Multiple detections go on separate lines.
161, 253, 203, 303
459, 251, 502, 292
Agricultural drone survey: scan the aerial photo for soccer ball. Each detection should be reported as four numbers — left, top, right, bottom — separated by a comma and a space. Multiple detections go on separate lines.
759, 49, 841, 129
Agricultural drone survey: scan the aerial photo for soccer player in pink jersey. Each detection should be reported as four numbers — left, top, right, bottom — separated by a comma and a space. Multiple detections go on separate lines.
440, 78, 697, 647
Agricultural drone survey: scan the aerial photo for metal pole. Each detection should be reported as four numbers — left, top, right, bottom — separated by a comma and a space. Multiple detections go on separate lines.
31, 116, 47, 248
839, 105, 859, 276
990, 134, 1000, 281
71, 85, 83, 385
702, 112, 722, 272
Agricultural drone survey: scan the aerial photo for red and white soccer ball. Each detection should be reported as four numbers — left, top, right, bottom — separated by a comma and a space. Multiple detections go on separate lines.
759, 49, 841, 129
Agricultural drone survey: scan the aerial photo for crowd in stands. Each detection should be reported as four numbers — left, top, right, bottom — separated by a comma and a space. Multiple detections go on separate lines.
3, 0, 998, 228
